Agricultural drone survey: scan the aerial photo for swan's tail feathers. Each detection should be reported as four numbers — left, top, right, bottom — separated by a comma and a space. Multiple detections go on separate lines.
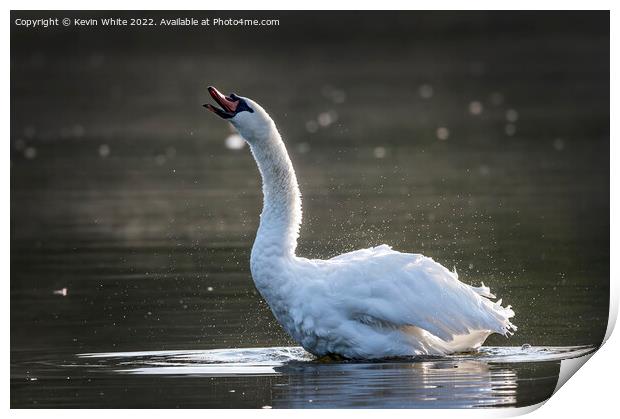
491, 293, 517, 337
501, 317, 518, 337
471, 281, 517, 337
470, 281, 496, 299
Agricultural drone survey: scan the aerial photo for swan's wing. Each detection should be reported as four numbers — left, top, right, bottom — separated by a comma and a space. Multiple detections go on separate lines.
328, 244, 395, 262
324, 245, 516, 343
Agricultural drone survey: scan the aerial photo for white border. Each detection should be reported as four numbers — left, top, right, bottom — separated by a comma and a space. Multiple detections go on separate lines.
5, 2, 617, 418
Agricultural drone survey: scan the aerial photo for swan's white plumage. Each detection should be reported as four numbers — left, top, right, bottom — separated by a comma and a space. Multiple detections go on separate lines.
216, 91, 516, 359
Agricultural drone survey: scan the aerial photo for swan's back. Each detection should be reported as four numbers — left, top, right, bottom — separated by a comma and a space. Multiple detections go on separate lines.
287, 245, 515, 358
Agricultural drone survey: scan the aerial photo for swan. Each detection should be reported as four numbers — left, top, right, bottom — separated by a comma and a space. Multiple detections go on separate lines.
204, 86, 516, 359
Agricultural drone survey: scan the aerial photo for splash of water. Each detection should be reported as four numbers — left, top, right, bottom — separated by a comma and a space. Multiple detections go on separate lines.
76, 345, 595, 377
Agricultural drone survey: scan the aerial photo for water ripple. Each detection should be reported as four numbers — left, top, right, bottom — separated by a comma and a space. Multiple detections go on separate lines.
76, 345, 595, 377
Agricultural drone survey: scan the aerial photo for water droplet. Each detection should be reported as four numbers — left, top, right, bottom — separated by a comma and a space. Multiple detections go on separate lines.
225, 134, 245, 150
468, 101, 483, 115
436, 127, 449, 141
24, 146, 37, 159
418, 84, 434, 99
506, 109, 519, 122
317, 111, 338, 127
553, 138, 565, 151
98, 144, 110, 158
505, 124, 516, 136
297, 142, 310, 154
373, 147, 386, 159
72, 125, 85, 138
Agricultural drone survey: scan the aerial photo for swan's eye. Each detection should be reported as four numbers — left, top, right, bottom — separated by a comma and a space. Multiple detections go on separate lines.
235, 98, 254, 114
228, 93, 254, 114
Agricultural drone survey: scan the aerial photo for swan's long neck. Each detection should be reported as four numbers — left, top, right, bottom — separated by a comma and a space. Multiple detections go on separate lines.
247, 121, 301, 259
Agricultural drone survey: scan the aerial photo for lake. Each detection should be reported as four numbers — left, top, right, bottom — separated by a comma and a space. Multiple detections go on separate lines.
10, 11, 609, 408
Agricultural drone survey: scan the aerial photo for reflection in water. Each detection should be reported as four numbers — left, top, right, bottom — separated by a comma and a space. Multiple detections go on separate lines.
74, 345, 593, 408
273, 360, 516, 408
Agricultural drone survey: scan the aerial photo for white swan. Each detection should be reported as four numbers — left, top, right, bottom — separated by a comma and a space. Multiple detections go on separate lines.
204, 86, 516, 359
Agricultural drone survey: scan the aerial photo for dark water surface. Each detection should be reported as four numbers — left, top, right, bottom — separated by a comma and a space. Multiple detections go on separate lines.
11, 11, 609, 408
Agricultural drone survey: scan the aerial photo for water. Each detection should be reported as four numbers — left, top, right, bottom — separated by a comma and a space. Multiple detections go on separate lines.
11, 11, 608, 408
18, 346, 596, 408
76, 345, 593, 408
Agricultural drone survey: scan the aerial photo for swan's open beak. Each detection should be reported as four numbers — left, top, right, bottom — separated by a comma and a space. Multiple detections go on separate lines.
203, 86, 240, 119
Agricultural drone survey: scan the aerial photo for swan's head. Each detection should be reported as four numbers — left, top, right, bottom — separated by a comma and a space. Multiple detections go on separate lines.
203, 86, 273, 142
